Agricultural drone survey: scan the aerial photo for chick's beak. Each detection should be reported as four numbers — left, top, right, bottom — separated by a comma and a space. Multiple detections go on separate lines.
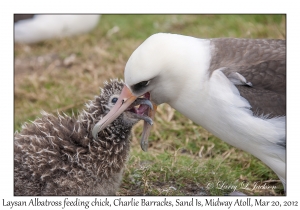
92, 85, 137, 139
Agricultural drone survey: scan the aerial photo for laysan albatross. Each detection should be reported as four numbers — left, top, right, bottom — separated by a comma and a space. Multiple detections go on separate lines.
93, 33, 286, 190
14, 15, 100, 44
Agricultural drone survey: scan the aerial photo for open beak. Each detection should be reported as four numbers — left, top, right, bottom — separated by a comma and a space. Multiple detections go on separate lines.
92, 85, 137, 139
92, 85, 157, 151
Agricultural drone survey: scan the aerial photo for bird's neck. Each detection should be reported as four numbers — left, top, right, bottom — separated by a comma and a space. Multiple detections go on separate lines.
151, 38, 212, 105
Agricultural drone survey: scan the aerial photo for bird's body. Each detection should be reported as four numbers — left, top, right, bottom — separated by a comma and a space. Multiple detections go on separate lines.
170, 67, 285, 184
93, 33, 286, 189
14, 79, 152, 195
139, 35, 286, 185
14, 15, 100, 44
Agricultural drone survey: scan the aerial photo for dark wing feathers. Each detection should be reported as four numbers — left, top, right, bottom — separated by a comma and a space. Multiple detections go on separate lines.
236, 85, 285, 118
209, 38, 286, 117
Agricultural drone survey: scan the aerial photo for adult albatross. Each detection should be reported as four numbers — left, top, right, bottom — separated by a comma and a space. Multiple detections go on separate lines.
93, 33, 286, 189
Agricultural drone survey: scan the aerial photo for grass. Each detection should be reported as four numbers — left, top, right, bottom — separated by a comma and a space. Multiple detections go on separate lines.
14, 14, 286, 196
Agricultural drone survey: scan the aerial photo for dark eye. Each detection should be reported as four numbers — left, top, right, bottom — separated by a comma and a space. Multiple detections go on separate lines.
139, 81, 149, 86
111, 97, 118, 104
132, 80, 149, 92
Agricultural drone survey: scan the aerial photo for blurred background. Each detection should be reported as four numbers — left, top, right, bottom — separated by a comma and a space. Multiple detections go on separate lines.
14, 14, 286, 195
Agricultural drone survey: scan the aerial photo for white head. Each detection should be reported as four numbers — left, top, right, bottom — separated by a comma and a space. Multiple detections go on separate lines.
93, 33, 209, 148
124, 33, 203, 104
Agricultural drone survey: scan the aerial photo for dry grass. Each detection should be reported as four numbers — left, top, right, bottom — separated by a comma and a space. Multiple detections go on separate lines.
14, 14, 286, 196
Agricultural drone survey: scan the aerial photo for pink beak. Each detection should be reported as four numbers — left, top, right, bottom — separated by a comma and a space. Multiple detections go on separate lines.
92, 85, 157, 151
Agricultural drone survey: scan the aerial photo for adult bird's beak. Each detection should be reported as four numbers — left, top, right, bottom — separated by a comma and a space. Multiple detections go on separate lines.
92, 85, 137, 139
140, 103, 157, 151
92, 85, 157, 151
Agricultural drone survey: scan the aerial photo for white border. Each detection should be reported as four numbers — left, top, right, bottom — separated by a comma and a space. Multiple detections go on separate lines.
2, 1, 299, 209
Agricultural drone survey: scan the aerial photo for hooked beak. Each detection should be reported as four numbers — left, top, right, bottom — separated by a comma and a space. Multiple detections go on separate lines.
140, 103, 157, 151
92, 85, 137, 139
92, 85, 157, 151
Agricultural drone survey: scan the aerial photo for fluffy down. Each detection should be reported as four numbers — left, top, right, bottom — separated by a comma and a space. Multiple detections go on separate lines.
14, 79, 135, 195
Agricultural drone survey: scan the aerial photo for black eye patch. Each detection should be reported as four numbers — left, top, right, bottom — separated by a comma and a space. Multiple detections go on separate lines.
131, 81, 149, 92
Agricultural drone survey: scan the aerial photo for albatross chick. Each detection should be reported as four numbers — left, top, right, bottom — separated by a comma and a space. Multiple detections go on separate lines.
14, 79, 153, 196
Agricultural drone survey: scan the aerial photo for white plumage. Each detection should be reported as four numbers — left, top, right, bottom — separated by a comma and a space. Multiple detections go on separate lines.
92, 33, 286, 191
14, 15, 100, 44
